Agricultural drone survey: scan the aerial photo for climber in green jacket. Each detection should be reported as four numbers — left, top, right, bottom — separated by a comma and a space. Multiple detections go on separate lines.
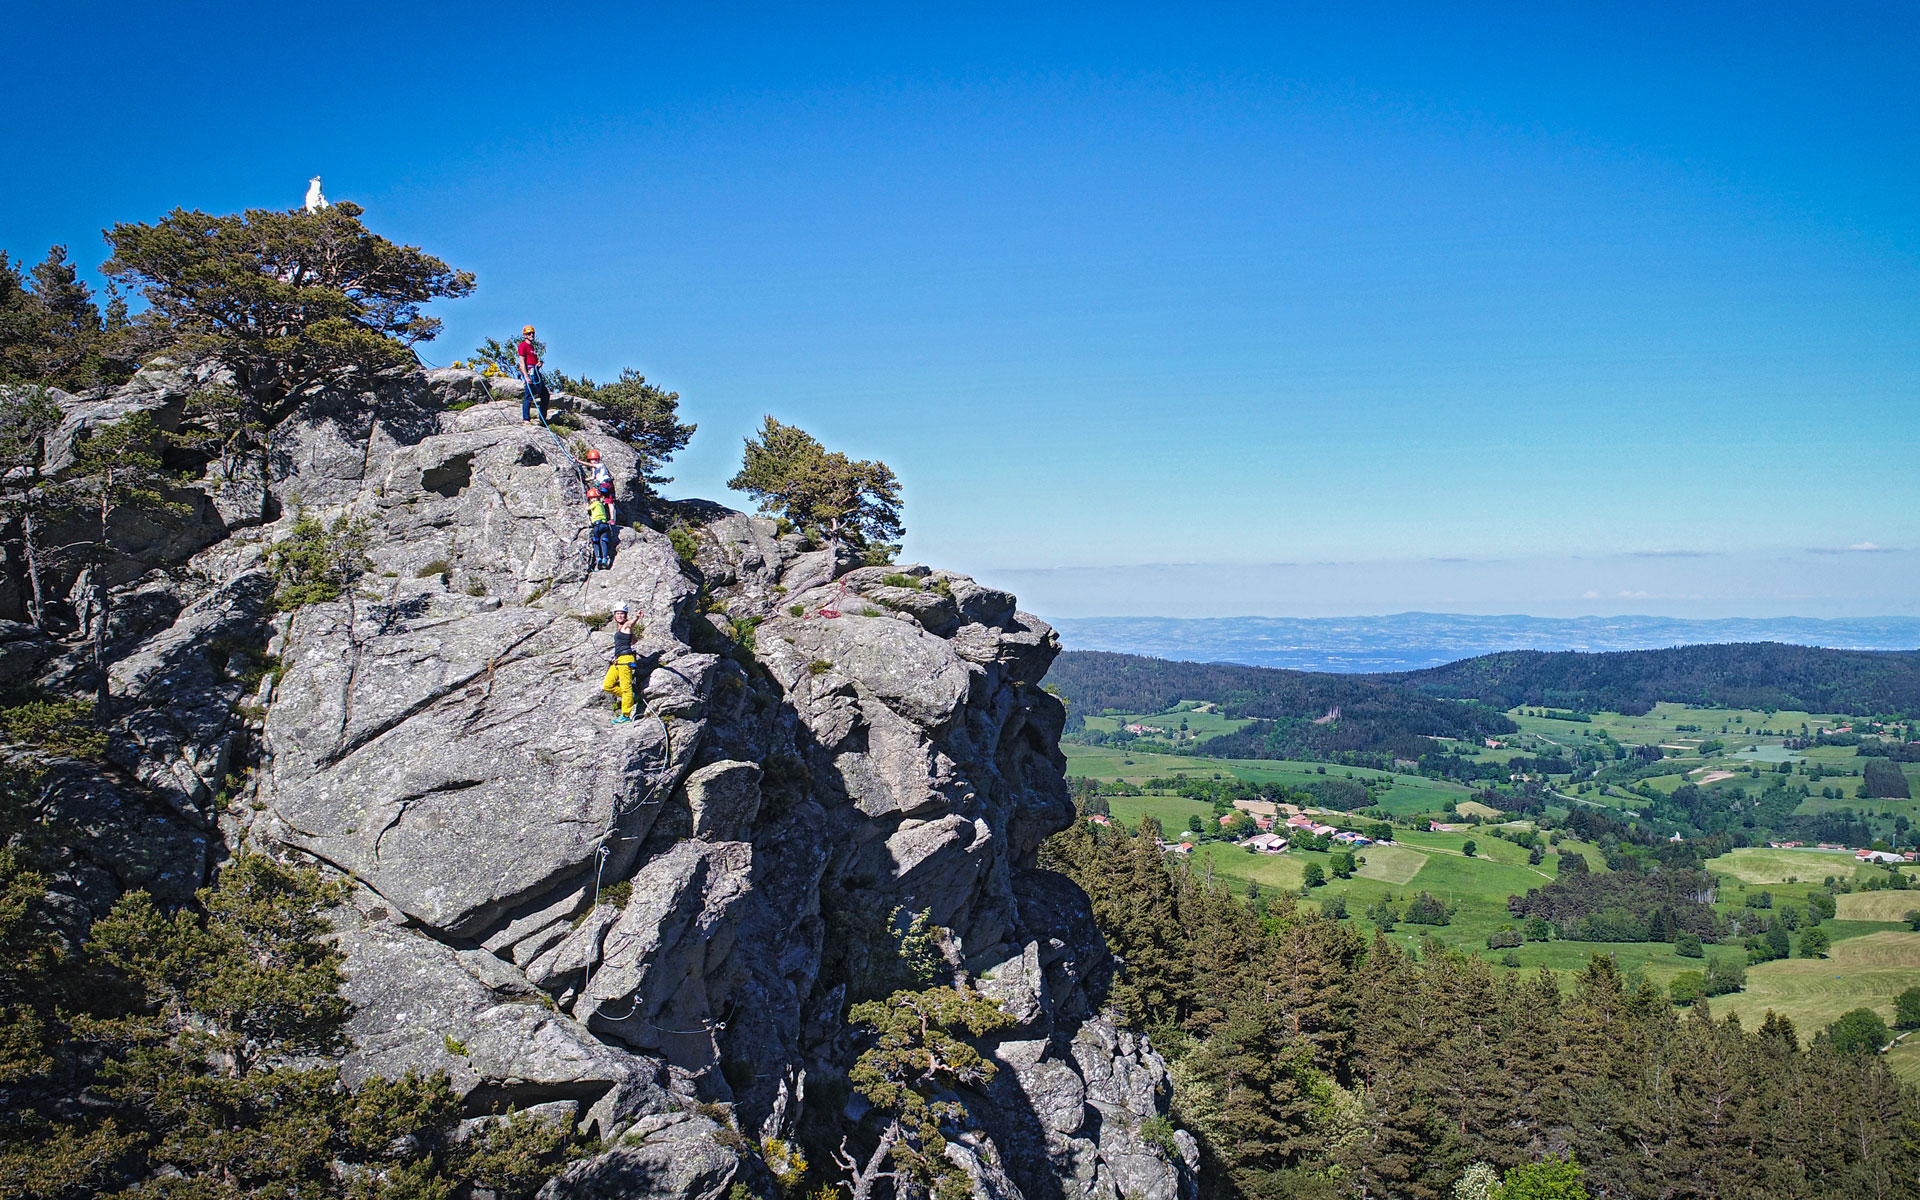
601, 603, 641, 723
587, 494, 614, 569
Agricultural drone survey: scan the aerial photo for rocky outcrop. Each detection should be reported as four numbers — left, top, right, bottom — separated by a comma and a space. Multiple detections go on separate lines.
8, 366, 1196, 1200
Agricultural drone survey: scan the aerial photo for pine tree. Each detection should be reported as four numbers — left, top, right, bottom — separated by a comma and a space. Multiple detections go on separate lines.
1034, 817, 1920, 1200
838, 986, 1012, 1200
1099, 822, 1193, 1029
1338, 937, 1458, 1198
42, 413, 191, 697
729, 416, 903, 571
0, 248, 132, 389
0, 819, 576, 1200
547, 368, 695, 487
0, 388, 63, 628
103, 203, 474, 409
1175, 991, 1321, 1191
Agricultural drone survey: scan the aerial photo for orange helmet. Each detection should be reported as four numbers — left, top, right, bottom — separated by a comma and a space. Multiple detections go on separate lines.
522, 324, 536, 334
585, 449, 601, 462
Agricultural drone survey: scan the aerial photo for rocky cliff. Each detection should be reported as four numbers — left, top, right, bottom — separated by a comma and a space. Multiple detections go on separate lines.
9, 365, 1197, 1200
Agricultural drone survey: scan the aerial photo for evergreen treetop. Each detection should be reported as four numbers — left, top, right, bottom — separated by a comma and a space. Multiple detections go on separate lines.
103, 202, 474, 403
729, 416, 902, 560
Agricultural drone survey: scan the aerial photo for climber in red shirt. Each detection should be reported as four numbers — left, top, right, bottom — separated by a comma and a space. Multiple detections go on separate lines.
517, 325, 551, 423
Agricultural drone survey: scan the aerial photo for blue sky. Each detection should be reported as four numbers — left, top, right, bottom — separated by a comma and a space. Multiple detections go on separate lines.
8, 3, 1917, 617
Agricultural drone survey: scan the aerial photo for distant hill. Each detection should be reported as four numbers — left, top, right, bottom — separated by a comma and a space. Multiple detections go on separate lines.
1045, 640, 1920, 766
1049, 612, 1920, 673
1044, 650, 1515, 761
1393, 642, 1920, 717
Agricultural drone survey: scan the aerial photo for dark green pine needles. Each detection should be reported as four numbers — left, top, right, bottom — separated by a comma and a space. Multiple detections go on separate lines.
1042, 817, 1919, 1199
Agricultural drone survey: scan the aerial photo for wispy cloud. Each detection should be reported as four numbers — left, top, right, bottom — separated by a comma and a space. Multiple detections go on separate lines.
1807, 542, 1899, 555
1632, 549, 1714, 558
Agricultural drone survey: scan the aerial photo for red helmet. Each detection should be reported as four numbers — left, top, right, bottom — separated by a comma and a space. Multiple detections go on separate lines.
585, 449, 601, 462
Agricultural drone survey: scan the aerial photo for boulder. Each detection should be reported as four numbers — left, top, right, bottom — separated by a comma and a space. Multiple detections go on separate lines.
106, 568, 272, 810
583, 841, 753, 1075
537, 1113, 747, 1200
336, 920, 666, 1136
683, 760, 762, 841
261, 601, 691, 935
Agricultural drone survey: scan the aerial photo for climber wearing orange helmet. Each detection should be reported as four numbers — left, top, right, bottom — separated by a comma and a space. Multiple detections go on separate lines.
587, 492, 614, 569
578, 446, 615, 499
516, 324, 552, 423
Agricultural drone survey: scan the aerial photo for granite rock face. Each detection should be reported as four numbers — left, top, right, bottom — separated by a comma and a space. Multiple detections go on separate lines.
5, 366, 1196, 1200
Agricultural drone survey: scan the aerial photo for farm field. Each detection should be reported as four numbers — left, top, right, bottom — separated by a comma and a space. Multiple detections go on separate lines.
1066, 744, 1350, 789
1712, 932, 1920, 1053
1706, 847, 1861, 885
1088, 808, 1920, 1064
1080, 700, 1252, 741
1063, 743, 1479, 814
1838, 892, 1920, 922
1354, 843, 1426, 885
1069, 697, 1911, 839
1508, 704, 1848, 747
1884, 1038, 1920, 1083
1072, 689, 1920, 1086
1102, 791, 1217, 835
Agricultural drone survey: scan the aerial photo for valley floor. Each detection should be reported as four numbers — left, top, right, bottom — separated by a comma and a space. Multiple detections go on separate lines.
1069, 739, 1920, 1077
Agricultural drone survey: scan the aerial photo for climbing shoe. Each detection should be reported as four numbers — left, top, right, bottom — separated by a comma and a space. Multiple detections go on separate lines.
611, 714, 633, 725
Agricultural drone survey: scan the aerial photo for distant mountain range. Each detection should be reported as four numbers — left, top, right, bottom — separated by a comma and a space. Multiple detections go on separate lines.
1045, 613, 1920, 673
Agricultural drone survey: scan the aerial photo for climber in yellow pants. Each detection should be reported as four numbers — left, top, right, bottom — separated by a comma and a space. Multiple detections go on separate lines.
601, 603, 641, 724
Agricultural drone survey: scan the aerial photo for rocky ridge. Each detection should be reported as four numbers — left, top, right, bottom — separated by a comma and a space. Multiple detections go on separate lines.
9, 364, 1198, 1200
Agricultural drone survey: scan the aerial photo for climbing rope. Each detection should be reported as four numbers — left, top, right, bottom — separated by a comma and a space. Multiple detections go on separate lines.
534, 404, 588, 503
572, 713, 730, 1036
522, 383, 604, 590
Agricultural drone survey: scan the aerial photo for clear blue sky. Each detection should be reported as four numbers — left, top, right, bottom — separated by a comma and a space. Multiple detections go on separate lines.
8, 3, 1917, 617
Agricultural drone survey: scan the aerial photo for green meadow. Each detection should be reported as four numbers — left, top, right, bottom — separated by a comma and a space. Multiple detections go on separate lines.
1080, 700, 1253, 740
1073, 700, 1920, 1061
1063, 742, 1478, 816
1092, 798, 1920, 1063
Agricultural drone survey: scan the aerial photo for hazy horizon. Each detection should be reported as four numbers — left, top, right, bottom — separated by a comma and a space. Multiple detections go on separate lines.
1042, 610, 1920, 673
978, 545, 1920, 621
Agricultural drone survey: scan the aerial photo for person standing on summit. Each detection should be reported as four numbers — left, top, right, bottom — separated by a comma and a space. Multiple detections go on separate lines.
517, 324, 551, 423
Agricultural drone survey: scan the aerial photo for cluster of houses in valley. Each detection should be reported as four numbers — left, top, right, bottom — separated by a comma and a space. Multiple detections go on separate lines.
1102, 795, 1388, 857
1766, 840, 1918, 865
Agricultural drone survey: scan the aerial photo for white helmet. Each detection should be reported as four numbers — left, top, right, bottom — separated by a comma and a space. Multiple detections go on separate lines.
613, 601, 633, 615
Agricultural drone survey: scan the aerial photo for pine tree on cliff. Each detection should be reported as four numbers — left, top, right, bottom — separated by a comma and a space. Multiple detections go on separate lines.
0, 790, 573, 1200
729, 415, 903, 586
0, 246, 134, 389
548, 367, 696, 490
837, 986, 1012, 1200
0, 388, 63, 629
45, 413, 190, 699
102, 201, 475, 421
